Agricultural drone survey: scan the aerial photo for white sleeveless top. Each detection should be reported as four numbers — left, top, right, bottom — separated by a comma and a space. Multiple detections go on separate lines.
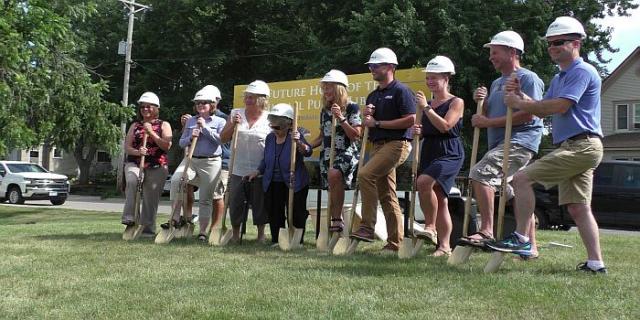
230, 108, 271, 176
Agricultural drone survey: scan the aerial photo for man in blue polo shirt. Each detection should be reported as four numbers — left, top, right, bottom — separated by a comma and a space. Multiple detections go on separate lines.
488, 17, 606, 273
350, 47, 416, 252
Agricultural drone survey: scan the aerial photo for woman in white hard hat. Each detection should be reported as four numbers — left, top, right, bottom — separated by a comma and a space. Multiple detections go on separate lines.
413, 56, 465, 257
122, 92, 173, 236
308, 69, 362, 232
247, 103, 312, 245
219, 80, 271, 243
166, 85, 225, 240
177, 87, 227, 241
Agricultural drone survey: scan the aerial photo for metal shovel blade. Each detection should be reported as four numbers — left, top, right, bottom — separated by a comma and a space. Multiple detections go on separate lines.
327, 232, 340, 252
484, 251, 506, 273
332, 237, 351, 255
155, 227, 176, 244
123, 225, 144, 241
175, 224, 194, 239
398, 238, 423, 259
448, 245, 474, 265
209, 227, 232, 246
278, 227, 292, 251
291, 228, 304, 250
316, 229, 329, 252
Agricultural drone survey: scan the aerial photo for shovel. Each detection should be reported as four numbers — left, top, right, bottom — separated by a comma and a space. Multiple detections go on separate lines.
333, 126, 369, 255
317, 114, 338, 252
448, 98, 484, 265
279, 105, 304, 251
155, 136, 198, 244
123, 133, 148, 241
209, 125, 238, 246
398, 99, 426, 259
485, 73, 516, 273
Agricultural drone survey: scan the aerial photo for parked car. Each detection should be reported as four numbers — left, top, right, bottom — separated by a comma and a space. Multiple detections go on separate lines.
0, 161, 70, 205
534, 160, 640, 230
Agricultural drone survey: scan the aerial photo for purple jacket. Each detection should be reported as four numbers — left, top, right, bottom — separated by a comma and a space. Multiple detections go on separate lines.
258, 128, 312, 192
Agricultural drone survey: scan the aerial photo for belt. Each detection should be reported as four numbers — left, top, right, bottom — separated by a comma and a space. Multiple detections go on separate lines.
373, 138, 410, 144
567, 132, 600, 141
192, 155, 221, 159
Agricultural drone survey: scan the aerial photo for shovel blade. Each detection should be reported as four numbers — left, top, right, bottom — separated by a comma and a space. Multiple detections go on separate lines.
316, 229, 329, 252
332, 237, 351, 255
175, 224, 195, 239
398, 237, 419, 259
327, 232, 340, 252
346, 239, 360, 255
209, 228, 232, 246
291, 228, 304, 250
155, 227, 176, 244
278, 227, 292, 251
448, 245, 474, 265
123, 225, 144, 241
484, 251, 506, 273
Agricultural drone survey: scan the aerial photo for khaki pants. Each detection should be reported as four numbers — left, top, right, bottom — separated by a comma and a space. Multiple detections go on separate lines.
122, 163, 168, 231
358, 140, 411, 247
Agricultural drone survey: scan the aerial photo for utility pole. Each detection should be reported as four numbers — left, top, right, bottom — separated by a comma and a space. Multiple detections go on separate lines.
116, 0, 150, 191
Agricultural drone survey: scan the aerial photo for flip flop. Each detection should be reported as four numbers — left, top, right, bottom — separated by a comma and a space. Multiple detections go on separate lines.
458, 231, 494, 247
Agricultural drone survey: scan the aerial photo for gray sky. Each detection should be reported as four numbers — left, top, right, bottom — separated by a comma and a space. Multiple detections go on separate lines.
593, 1, 640, 72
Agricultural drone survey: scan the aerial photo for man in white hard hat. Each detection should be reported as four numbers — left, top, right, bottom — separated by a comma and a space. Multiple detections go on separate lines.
489, 17, 607, 273
350, 47, 415, 252
457, 30, 544, 258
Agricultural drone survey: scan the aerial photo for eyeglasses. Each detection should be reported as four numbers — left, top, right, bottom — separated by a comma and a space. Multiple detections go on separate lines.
139, 104, 154, 109
368, 63, 388, 70
547, 39, 576, 47
194, 100, 213, 105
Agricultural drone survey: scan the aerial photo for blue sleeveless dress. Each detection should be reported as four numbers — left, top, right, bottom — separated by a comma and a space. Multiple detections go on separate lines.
419, 97, 464, 197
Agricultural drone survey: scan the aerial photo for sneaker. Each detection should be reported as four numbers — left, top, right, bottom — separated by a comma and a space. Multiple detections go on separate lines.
350, 227, 374, 242
576, 262, 607, 274
485, 232, 532, 256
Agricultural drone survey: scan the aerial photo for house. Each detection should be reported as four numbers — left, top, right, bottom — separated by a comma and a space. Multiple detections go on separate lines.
600, 46, 640, 162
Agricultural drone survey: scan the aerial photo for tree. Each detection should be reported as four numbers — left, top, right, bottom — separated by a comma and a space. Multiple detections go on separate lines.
0, 0, 132, 183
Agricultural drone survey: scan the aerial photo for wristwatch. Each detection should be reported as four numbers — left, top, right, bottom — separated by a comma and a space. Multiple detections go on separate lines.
424, 104, 432, 111
374, 121, 380, 128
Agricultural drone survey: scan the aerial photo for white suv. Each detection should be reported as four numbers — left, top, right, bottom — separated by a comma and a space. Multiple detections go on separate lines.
0, 161, 70, 205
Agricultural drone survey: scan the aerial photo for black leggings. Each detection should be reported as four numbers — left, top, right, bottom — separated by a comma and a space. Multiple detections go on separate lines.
265, 182, 308, 243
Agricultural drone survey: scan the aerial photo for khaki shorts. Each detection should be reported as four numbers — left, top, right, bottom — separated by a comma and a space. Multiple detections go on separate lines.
213, 169, 229, 200
523, 137, 603, 205
470, 143, 534, 194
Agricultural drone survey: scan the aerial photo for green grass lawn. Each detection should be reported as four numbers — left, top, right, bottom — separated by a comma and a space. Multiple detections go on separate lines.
1, 206, 638, 320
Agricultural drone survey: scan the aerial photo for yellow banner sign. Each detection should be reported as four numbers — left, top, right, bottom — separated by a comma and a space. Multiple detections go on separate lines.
232, 68, 430, 157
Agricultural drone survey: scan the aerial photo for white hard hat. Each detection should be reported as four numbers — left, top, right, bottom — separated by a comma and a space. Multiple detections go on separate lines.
423, 55, 456, 75
244, 80, 270, 97
138, 92, 160, 107
320, 69, 348, 87
269, 103, 294, 120
545, 16, 586, 39
484, 30, 525, 52
193, 85, 221, 102
365, 47, 398, 65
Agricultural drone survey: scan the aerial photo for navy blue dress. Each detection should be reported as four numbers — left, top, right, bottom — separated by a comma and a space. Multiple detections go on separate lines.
419, 97, 464, 197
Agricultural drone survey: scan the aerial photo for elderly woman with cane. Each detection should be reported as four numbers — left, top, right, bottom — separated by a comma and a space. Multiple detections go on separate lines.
122, 92, 172, 239
247, 103, 312, 246
413, 56, 465, 257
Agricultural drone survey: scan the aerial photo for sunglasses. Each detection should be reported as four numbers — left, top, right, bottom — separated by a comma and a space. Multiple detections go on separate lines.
368, 63, 388, 70
139, 104, 155, 109
547, 39, 576, 47
270, 125, 282, 130
194, 100, 213, 105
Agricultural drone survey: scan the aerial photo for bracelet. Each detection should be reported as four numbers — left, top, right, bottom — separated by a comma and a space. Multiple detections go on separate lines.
339, 117, 348, 123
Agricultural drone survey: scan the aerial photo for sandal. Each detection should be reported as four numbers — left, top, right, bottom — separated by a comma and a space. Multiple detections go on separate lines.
415, 228, 438, 246
329, 218, 344, 232
431, 248, 452, 257
458, 231, 494, 247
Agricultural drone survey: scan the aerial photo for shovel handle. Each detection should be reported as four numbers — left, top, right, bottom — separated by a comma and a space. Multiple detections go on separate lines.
287, 105, 299, 229
463, 98, 484, 236
407, 95, 426, 236
497, 73, 517, 238
326, 115, 337, 231
346, 120, 370, 235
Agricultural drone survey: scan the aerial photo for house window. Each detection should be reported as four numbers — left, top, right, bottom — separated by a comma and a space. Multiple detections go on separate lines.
634, 103, 640, 129
616, 104, 628, 130
29, 149, 39, 158
96, 151, 111, 163
53, 148, 63, 158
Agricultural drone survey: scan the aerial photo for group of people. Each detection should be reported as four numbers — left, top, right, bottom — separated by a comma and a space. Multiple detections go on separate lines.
121, 16, 607, 273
